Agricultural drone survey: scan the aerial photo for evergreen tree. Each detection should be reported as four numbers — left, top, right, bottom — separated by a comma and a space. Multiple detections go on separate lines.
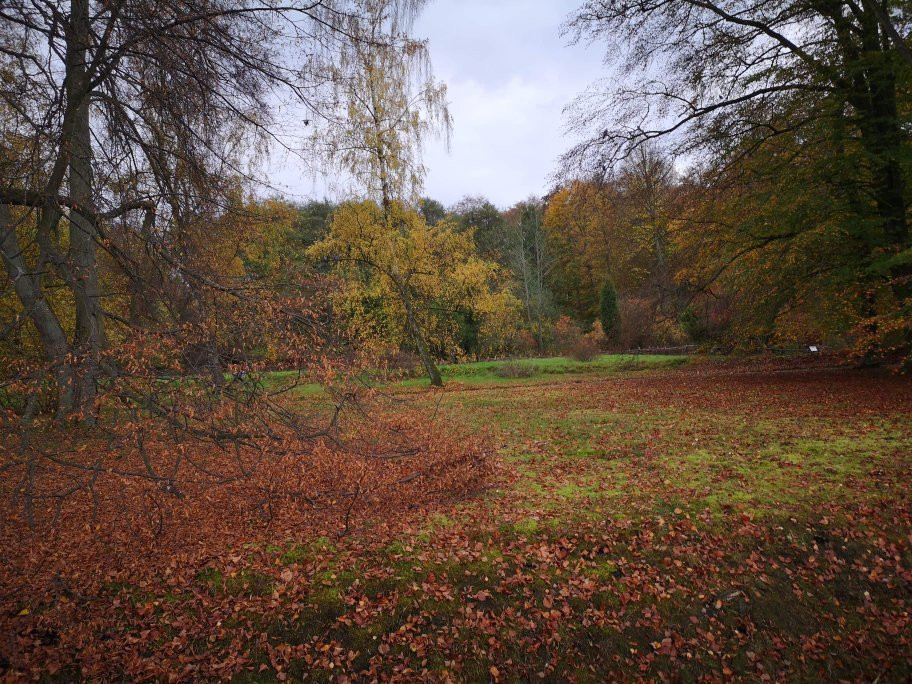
600, 280, 620, 341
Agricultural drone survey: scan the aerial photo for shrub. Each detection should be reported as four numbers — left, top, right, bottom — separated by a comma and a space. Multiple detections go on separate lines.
599, 280, 620, 341
554, 315, 603, 360
566, 336, 600, 361
380, 349, 423, 378
514, 330, 539, 357
553, 315, 582, 354
495, 362, 536, 378
618, 296, 656, 349
586, 320, 608, 350
680, 297, 733, 343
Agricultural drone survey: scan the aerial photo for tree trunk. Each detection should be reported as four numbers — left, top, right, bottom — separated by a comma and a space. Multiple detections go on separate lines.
0, 205, 76, 419
66, 0, 104, 421
399, 283, 443, 387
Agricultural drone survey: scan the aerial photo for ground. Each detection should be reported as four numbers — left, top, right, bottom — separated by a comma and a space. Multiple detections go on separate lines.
3, 356, 912, 681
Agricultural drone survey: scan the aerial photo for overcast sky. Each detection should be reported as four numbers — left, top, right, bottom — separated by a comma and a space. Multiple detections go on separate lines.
269, 0, 605, 210
414, 1, 603, 209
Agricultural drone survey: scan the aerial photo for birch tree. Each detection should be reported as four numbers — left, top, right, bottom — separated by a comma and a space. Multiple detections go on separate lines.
0, 0, 418, 419
306, 0, 452, 385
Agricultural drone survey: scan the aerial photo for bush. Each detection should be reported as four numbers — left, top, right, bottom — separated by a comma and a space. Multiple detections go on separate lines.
586, 320, 608, 350
495, 361, 536, 378
379, 349, 423, 378
680, 297, 733, 343
618, 296, 655, 349
566, 336, 600, 361
514, 330, 539, 356
554, 315, 604, 360
553, 316, 582, 354
599, 280, 620, 341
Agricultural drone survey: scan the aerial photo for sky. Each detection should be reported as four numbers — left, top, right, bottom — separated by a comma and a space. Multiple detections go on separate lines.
414, 0, 604, 208
268, 0, 606, 210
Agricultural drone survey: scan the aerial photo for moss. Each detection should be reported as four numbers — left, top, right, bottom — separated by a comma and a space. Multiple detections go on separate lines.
427, 513, 457, 529
280, 537, 336, 565
225, 570, 274, 598
555, 482, 600, 499
196, 568, 273, 598
510, 518, 540, 536
196, 567, 224, 593
587, 560, 618, 582
280, 545, 308, 565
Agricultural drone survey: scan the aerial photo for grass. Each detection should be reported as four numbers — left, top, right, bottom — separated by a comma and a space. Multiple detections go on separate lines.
260, 353, 692, 396
15, 360, 911, 681
402, 353, 690, 387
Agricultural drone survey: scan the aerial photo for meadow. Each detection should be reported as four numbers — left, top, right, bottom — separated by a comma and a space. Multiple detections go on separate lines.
5, 355, 910, 681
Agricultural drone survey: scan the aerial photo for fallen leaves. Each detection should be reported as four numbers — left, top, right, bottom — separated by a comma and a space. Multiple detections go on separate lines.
1, 362, 911, 680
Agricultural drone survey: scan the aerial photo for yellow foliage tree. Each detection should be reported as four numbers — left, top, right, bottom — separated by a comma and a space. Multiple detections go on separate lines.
309, 200, 519, 382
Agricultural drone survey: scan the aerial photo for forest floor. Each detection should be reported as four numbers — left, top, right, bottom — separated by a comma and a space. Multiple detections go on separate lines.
3, 357, 912, 681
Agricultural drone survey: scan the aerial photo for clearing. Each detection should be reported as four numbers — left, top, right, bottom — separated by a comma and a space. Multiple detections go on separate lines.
4, 356, 912, 681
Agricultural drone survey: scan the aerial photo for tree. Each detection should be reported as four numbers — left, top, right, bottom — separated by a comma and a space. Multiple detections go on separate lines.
505, 199, 554, 351
543, 153, 684, 342
0, 0, 450, 527
305, 0, 452, 383
564, 0, 912, 360
544, 180, 622, 322
673, 128, 866, 347
419, 197, 448, 226
600, 280, 620, 343
0, 0, 408, 420
309, 200, 512, 379
306, 0, 451, 210
295, 201, 337, 250
452, 196, 510, 262
619, 146, 676, 293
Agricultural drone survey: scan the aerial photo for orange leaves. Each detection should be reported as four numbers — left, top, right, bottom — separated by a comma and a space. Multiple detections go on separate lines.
3, 363, 912, 680
0, 392, 492, 680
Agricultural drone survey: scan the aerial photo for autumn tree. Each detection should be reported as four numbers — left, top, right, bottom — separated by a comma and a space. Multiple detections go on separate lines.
506, 199, 554, 351
544, 180, 621, 322
0, 0, 452, 527
543, 147, 683, 346
673, 128, 865, 347
305, 0, 451, 210
452, 196, 511, 262
563, 0, 912, 361
618, 147, 677, 295
304, 0, 452, 383
309, 200, 517, 375
0, 0, 412, 421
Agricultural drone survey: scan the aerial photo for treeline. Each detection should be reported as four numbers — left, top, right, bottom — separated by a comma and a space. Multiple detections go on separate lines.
223, 137, 874, 373
559, 1, 912, 369
7, 136, 896, 392
5, 0, 912, 417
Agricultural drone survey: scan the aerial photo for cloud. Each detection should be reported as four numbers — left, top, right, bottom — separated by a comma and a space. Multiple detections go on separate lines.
416, 1, 604, 208
422, 71, 585, 208
267, 0, 604, 210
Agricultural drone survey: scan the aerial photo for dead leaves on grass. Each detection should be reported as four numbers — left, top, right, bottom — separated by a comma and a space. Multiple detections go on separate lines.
2, 363, 911, 680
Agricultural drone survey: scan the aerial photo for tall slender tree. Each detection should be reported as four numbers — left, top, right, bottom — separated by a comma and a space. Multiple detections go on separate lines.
306, 0, 452, 385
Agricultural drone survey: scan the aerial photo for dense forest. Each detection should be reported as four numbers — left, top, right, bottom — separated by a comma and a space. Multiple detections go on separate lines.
1, 1, 911, 680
